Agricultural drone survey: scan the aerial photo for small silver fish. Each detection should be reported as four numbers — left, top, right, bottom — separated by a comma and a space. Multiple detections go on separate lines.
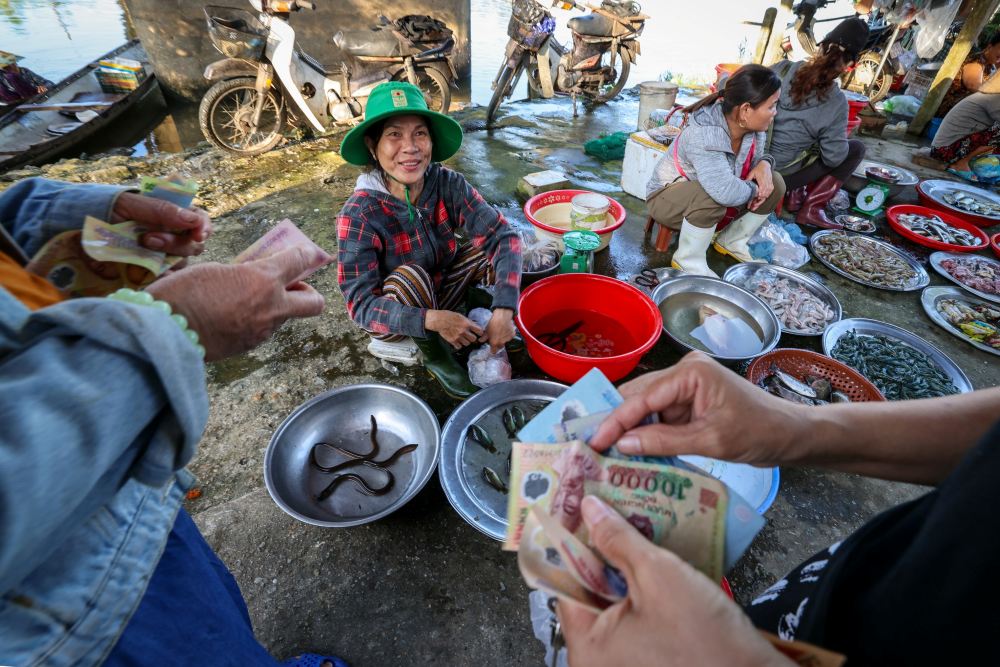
467, 423, 496, 453
769, 364, 817, 398
482, 466, 508, 494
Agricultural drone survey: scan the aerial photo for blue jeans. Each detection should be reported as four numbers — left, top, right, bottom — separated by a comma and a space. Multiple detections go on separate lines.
104, 509, 278, 666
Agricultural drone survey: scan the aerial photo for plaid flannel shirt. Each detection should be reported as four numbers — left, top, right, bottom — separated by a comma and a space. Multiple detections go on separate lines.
337, 163, 522, 338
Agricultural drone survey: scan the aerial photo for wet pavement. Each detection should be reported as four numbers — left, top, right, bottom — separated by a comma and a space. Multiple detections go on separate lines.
3, 89, 997, 665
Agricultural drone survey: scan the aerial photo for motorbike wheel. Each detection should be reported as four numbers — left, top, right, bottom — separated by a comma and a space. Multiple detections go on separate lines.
487, 63, 519, 128
394, 66, 451, 114
199, 77, 286, 155
593, 50, 631, 103
842, 52, 892, 103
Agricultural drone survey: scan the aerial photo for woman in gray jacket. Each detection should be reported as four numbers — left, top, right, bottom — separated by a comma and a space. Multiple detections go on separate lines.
646, 65, 783, 277
771, 18, 868, 229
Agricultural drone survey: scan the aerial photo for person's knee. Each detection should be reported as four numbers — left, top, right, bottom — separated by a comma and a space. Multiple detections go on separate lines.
771, 171, 787, 200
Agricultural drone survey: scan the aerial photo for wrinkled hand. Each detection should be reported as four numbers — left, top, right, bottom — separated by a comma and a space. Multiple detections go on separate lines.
558, 496, 792, 667
426, 309, 483, 349
146, 246, 326, 361
112, 192, 213, 258
747, 161, 773, 211
589, 351, 805, 466
482, 308, 515, 353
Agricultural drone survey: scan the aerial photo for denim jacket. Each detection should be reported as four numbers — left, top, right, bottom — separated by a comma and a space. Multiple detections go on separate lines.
0, 179, 209, 666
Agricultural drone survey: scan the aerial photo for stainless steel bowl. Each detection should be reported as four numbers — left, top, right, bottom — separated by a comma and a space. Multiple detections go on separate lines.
722, 263, 842, 337
264, 384, 441, 527
650, 275, 781, 362
844, 160, 919, 198
520, 255, 561, 287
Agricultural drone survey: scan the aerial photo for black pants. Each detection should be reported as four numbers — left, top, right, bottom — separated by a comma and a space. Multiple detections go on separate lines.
781, 139, 866, 190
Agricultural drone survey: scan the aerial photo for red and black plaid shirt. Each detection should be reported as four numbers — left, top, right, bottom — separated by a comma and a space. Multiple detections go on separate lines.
337, 164, 522, 338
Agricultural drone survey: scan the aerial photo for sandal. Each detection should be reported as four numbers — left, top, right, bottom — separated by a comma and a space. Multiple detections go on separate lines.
280, 653, 350, 667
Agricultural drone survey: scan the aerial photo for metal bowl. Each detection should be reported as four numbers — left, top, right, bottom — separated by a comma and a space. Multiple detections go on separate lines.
835, 214, 876, 234
722, 263, 842, 337
809, 230, 930, 292
844, 160, 919, 198
650, 275, 781, 362
264, 384, 441, 527
929, 251, 1000, 305
439, 379, 567, 541
520, 254, 561, 287
822, 318, 973, 394
921, 286, 1000, 358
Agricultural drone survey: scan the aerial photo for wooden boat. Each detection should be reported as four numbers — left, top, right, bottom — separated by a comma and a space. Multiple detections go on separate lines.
0, 41, 159, 172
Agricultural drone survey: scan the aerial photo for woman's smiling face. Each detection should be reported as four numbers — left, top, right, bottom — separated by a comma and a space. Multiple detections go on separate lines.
366, 114, 432, 189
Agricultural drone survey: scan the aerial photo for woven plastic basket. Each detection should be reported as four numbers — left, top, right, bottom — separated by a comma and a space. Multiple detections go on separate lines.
745, 349, 885, 402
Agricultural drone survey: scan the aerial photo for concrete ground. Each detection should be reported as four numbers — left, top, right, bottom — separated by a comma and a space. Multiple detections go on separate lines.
4, 90, 997, 665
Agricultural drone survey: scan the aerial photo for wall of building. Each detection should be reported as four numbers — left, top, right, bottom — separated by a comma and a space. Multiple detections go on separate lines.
124, 0, 470, 101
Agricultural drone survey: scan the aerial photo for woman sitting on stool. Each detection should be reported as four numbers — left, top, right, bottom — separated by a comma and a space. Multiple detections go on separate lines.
771, 18, 869, 229
645, 64, 784, 277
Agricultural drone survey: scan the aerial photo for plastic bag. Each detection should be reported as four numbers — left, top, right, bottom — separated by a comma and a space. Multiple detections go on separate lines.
747, 215, 810, 269
828, 188, 851, 212
882, 94, 921, 118
520, 230, 560, 273
529, 591, 568, 667
914, 0, 961, 59
467, 307, 512, 388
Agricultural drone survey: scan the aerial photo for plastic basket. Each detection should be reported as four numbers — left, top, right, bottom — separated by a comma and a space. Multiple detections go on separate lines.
745, 349, 885, 402
204, 6, 267, 60
94, 67, 147, 94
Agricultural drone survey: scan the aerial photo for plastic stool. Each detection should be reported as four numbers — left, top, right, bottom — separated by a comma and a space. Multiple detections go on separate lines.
644, 217, 673, 252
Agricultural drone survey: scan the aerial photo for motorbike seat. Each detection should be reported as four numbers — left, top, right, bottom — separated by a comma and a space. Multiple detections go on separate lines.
567, 13, 618, 37
333, 29, 404, 57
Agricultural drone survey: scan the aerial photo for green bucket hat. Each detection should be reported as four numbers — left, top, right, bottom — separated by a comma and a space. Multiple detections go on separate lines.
339, 81, 463, 166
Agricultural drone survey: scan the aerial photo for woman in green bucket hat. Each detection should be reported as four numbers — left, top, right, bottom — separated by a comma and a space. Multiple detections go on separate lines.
336, 81, 522, 398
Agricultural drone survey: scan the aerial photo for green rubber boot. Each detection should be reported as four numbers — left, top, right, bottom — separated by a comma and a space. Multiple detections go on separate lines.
414, 334, 478, 399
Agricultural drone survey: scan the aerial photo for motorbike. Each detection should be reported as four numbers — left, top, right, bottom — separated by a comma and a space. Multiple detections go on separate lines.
199, 0, 457, 155
840, 12, 905, 102
486, 0, 647, 127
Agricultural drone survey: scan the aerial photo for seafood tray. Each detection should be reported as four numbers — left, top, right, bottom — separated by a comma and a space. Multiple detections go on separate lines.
746, 349, 884, 402
846, 160, 918, 197
929, 251, 1000, 304
916, 179, 1000, 226
886, 205, 987, 252
921, 287, 1000, 357
809, 230, 929, 292
439, 379, 566, 541
822, 318, 972, 399
722, 264, 841, 336
835, 214, 876, 234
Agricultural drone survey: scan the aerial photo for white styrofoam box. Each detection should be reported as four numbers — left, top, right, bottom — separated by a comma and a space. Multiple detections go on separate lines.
621, 131, 671, 201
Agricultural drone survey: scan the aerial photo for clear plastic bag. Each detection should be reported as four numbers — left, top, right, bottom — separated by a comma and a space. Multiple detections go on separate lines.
828, 188, 851, 212
521, 230, 561, 273
747, 215, 810, 269
467, 307, 512, 388
529, 591, 568, 667
914, 0, 961, 59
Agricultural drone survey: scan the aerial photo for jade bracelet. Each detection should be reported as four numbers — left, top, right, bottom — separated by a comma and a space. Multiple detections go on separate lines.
106, 288, 206, 359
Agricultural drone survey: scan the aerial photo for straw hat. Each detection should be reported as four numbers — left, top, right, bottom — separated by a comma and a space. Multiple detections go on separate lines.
980, 71, 1000, 94
0, 51, 24, 68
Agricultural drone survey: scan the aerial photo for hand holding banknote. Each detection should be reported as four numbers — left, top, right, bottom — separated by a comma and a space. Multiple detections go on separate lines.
111, 191, 213, 258
557, 496, 793, 667
147, 246, 326, 360
590, 351, 804, 467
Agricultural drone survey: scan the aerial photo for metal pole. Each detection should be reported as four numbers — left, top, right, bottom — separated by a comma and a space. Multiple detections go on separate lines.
865, 23, 901, 98
908, 0, 1000, 136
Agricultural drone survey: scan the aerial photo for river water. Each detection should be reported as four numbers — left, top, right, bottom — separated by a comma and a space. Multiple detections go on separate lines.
2, 0, 852, 157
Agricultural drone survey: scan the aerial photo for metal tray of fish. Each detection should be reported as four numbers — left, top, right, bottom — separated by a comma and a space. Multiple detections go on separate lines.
918, 179, 1000, 221
921, 286, 1000, 358
722, 263, 842, 336
809, 230, 929, 292
929, 251, 1000, 305
822, 318, 973, 395
439, 379, 567, 541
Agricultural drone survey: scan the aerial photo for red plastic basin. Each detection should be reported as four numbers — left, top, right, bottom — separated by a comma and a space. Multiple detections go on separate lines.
886, 204, 989, 253
992, 232, 1000, 259
846, 117, 862, 137
847, 99, 868, 121
515, 273, 662, 383
524, 189, 627, 251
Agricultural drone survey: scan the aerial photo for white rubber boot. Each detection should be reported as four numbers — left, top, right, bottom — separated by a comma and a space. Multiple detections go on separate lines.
670, 219, 719, 277
714, 211, 768, 263
366, 337, 421, 366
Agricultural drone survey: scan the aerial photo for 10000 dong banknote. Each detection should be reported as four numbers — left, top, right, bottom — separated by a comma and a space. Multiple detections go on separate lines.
505, 441, 728, 582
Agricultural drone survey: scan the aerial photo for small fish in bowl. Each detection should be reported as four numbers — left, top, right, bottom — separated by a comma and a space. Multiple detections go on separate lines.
835, 214, 876, 234
865, 165, 901, 184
